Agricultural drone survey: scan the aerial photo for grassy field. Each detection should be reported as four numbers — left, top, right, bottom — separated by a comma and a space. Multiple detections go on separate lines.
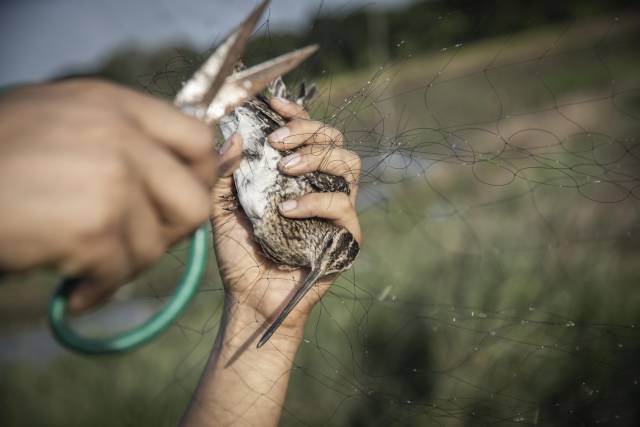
1, 15, 639, 427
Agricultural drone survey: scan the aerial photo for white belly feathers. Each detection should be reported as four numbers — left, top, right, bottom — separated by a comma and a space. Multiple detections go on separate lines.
219, 107, 282, 220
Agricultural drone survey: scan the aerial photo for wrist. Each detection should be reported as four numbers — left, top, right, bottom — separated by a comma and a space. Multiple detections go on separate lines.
221, 294, 307, 353
181, 294, 303, 427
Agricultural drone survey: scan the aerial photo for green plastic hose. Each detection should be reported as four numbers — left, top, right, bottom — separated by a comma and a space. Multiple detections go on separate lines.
48, 224, 209, 355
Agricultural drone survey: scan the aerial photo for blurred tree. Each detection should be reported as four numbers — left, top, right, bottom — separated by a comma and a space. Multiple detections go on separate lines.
86, 0, 637, 89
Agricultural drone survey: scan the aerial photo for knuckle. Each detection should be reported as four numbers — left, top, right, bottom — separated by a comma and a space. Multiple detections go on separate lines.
291, 118, 315, 134
289, 118, 310, 128
97, 150, 132, 184
299, 194, 319, 216
62, 78, 114, 97
347, 150, 361, 169
321, 193, 340, 211
82, 119, 115, 139
321, 193, 349, 216
306, 203, 320, 217
285, 100, 305, 113
319, 126, 343, 145
73, 155, 131, 239
293, 106, 309, 119
322, 147, 340, 169
69, 209, 121, 257
335, 192, 351, 210
303, 144, 326, 164
80, 197, 122, 239
331, 128, 344, 144
348, 154, 362, 178
83, 113, 137, 142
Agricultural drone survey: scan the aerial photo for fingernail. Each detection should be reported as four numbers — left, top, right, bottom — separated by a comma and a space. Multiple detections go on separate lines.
269, 127, 290, 143
279, 199, 297, 212
280, 153, 300, 169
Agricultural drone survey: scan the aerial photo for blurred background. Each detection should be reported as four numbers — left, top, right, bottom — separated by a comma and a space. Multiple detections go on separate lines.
1, 0, 640, 426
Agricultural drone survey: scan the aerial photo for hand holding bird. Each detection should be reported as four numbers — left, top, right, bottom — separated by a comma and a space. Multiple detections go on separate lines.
210, 96, 361, 347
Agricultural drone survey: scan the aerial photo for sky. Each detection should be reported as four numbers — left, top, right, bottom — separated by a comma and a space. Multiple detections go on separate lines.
0, 0, 413, 86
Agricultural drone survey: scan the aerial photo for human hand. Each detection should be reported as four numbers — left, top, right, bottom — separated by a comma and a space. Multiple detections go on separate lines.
209, 97, 361, 343
0, 79, 224, 311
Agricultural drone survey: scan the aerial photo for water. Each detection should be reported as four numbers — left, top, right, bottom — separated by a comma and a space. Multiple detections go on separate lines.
0, 299, 159, 364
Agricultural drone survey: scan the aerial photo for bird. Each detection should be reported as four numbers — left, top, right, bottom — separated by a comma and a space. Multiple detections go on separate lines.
218, 67, 360, 348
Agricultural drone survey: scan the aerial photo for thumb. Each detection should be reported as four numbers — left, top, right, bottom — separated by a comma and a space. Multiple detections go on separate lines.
211, 133, 242, 220
218, 132, 243, 178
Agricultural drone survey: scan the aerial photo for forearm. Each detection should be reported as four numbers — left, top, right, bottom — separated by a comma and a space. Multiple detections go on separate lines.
181, 295, 305, 427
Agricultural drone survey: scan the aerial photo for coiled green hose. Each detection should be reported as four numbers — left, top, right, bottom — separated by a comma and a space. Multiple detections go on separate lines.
48, 224, 209, 355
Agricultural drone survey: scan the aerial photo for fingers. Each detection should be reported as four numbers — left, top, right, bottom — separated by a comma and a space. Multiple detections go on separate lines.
68, 184, 167, 312
117, 85, 216, 158
68, 233, 132, 312
126, 99, 217, 188
269, 97, 310, 120
267, 99, 362, 240
6, 79, 223, 313
217, 132, 243, 178
64, 79, 219, 188
122, 135, 210, 245
269, 119, 361, 201
122, 184, 167, 269
68, 102, 235, 312
278, 144, 361, 200
268, 119, 343, 150
278, 192, 361, 243
211, 133, 244, 216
